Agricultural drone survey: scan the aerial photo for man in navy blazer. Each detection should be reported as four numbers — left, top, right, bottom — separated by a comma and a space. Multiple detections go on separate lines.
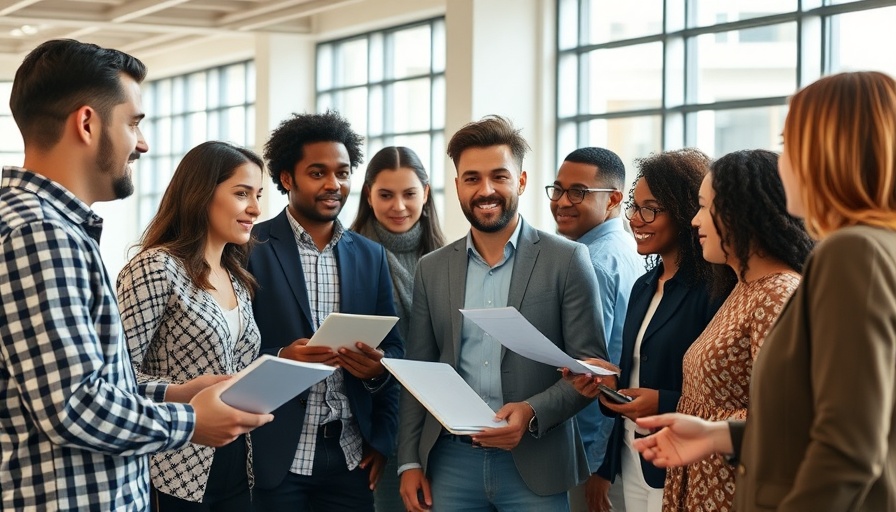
248, 111, 403, 512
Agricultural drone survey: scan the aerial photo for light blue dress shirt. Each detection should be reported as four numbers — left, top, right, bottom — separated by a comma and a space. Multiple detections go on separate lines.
574, 216, 645, 471
458, 218, 523, 412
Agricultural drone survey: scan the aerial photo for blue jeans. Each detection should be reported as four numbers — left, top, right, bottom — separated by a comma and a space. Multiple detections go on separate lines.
428, 436, 569, 512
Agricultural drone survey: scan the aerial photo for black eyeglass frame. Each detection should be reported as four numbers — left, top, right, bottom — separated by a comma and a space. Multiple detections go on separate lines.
545, 185, 617, 204
624, 203, 667, 223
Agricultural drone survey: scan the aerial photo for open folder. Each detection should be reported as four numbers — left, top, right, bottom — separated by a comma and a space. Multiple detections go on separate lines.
460, 307, 619, 376
306, 312, 399, 352
382, 358, 507, 434
220, 355, 335, 414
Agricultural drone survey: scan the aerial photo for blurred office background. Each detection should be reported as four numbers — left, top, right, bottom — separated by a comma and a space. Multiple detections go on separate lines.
0, 0, 891, 276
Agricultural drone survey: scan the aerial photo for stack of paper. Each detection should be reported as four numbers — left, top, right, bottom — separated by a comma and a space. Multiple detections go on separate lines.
220, 355, 335, 414
382, 358, 507, 434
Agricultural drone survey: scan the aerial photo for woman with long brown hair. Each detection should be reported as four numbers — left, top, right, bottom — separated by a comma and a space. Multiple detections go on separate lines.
118, 141, 265, 511
350, 146, 445, 511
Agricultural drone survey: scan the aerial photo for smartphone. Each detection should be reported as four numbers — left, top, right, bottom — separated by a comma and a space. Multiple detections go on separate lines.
598, 384, 632, 404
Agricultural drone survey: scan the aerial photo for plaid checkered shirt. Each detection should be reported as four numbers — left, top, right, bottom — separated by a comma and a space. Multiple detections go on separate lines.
0, 167, 195, 511
285, 213, 364, 475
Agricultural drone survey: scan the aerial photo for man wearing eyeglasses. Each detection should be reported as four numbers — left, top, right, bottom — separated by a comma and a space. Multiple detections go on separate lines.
548, 147, 644, 512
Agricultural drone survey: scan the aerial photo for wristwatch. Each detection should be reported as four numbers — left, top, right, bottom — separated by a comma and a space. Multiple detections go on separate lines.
527, 414, 539, 434
525, 401, 538, 435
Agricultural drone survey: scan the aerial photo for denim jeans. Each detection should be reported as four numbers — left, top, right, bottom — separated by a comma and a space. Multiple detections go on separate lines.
428, 435, 569, 512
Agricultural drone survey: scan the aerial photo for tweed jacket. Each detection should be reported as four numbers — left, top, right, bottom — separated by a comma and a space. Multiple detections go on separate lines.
732, 226, 896, 511
117, 248, 260, 502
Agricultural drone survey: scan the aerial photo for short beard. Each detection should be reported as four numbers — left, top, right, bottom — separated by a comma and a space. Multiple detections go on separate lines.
293, 195, 345, 223
461, 195, 517, 233
97, 127, 135, 200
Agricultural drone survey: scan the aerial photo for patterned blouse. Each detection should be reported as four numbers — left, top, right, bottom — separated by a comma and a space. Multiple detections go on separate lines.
663, 271, 800, 512
117, 248, 260, 502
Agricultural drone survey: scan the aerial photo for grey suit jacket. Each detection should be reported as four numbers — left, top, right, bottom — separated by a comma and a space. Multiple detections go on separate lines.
397, 218, 608, 496
732, 225, 896, 511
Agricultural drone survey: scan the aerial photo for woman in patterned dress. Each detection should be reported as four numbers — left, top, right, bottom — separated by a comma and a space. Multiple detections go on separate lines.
662, 149, 813, 511
117, 141, 265, 511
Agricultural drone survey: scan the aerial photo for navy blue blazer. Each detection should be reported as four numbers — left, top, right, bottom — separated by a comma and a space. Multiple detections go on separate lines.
597, 263, 721, 488
246, 209, 404, 489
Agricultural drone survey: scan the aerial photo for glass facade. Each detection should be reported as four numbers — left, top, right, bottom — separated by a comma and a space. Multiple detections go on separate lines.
316, 18, 447, 222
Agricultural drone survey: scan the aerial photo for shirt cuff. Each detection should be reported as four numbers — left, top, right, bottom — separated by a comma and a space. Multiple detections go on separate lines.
140, 380, 170, 403
397, 462, 422, 476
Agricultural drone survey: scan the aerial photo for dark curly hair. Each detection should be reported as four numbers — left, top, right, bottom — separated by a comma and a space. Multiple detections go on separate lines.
629, 148, 714, 289
264, 110, 364, 194
708, 149, 815, 295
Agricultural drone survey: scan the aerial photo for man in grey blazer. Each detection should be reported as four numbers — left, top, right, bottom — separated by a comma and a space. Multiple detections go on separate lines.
397, 115, 609, 511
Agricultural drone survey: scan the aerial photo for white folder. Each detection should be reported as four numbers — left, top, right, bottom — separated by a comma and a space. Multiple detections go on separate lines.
306, 312, 399, 352
382, 358, 507, 434
220, 355, 335, 414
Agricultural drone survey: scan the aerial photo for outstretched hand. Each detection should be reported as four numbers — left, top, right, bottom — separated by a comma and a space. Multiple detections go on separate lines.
631, 413, 733, 468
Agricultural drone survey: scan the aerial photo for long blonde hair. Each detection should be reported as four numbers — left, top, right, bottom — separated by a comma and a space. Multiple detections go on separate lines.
784, 71, 896, 238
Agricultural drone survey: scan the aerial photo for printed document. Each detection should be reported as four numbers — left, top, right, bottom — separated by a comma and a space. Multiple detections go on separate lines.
460, 307, 619, 376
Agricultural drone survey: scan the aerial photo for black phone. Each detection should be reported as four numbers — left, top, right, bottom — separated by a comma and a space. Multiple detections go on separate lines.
598, 384, 632, 404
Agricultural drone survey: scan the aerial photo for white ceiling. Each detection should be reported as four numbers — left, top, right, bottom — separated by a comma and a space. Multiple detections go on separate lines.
0, 0, 362, 59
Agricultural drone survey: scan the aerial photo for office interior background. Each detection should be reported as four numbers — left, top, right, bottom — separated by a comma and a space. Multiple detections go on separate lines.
0, 0, 893, 278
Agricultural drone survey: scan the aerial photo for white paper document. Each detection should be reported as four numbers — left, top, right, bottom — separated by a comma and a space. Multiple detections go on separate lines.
306, 312, 399, 352
220, 355, 335, 414
460, 307, 618, 376
381, 358, 508, 434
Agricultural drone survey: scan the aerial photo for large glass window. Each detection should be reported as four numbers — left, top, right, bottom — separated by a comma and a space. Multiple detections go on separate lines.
136, 61, 255, 231
556, 0, 896, 186
0, 82, 24, 166
316, 18, 446, 223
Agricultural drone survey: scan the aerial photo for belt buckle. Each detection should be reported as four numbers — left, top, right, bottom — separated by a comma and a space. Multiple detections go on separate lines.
321, 421, 341, 439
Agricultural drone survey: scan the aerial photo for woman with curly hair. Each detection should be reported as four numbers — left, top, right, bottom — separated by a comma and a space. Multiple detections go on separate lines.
577, 148, 727, 512
662, 149, 814, 511
633, 72, 896, 511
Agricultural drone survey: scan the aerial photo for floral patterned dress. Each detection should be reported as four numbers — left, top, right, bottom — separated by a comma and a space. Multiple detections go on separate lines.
663, 271, 801, 511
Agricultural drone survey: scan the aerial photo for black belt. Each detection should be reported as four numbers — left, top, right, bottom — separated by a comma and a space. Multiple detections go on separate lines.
319, 420, 342, 439
443, 434, 481, 447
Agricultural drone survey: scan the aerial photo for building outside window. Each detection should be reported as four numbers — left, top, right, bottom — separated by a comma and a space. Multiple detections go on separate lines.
136, 61, 256, 232
316, 17, 446, 223
0, 82, 23, 167
556, 0, 896, 187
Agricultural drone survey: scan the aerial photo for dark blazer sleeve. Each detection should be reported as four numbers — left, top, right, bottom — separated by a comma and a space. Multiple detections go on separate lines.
727, 420, 746, 461
359, 239, 403, 457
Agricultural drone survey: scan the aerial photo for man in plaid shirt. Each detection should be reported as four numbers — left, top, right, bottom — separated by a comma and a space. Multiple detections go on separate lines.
0, 39, 272, 511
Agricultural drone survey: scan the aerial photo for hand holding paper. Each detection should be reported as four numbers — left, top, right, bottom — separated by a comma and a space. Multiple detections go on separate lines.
459, 307, 619, 376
